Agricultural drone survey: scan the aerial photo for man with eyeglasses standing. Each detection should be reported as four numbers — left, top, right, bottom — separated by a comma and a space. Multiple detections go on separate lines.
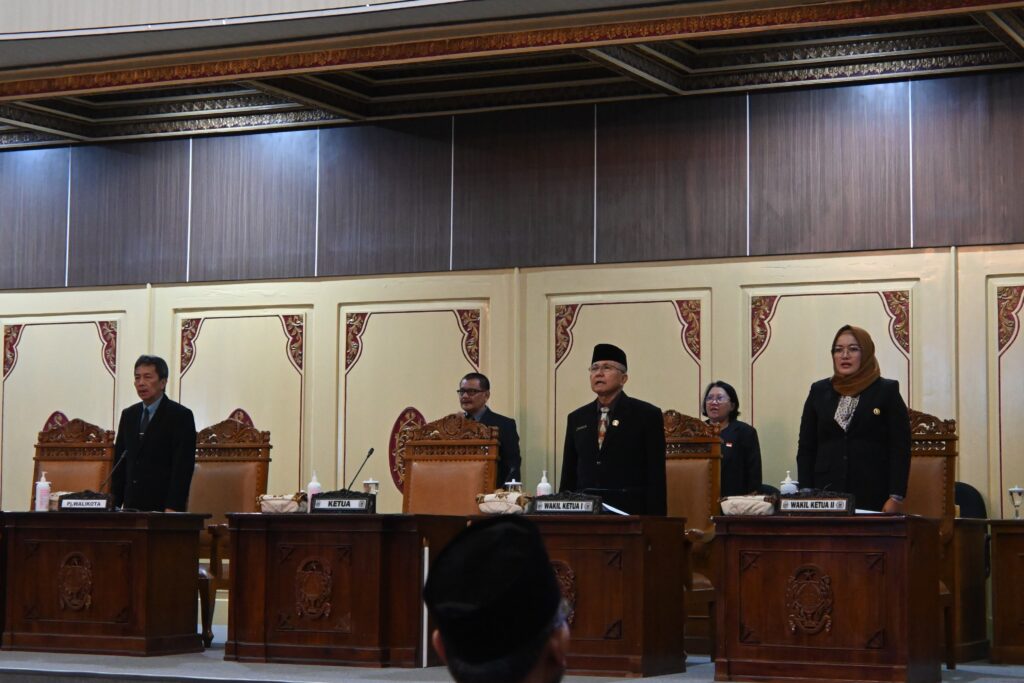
459, 372, 521, 488
559, 344, 666, 515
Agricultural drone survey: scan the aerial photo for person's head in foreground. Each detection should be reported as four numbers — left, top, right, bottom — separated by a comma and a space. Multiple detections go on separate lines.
423, 515, 569, 683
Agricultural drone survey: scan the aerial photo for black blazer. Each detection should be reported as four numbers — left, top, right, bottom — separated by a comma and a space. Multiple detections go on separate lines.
111, 396, 197, 512
796, 377, 910, 511
474, 407, 521, 488
559, 392, 667, 515
719, 420, 763, 498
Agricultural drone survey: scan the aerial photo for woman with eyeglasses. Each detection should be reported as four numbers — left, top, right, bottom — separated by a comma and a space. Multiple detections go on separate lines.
795, 324, 911, 512
702, 381, 762, 497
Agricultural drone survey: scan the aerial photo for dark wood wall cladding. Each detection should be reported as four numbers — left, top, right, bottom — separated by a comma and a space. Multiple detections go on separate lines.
318, 120, 451, 276
749, 82, 912, 256
68, 140, 190, 286
596, 96, 746, 263
913, 72, 1024, 248
0, 147, 69, 289
452, 106, 594, 270
189, 130, 317, 282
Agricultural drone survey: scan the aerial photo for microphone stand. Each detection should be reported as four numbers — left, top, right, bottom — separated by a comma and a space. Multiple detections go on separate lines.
345, 447, 375, 491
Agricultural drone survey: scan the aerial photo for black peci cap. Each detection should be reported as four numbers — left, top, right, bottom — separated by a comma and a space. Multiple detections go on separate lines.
591, 343, 627, 370
423, 515, 561, 665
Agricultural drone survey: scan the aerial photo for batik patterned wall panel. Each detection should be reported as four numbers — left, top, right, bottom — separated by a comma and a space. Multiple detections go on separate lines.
549, 295, 707, 482
342, 305, 486, 513
993, 281, 1024, 518
0, 147, 69, 289
176, 313, 304, 494
1, 318, 119, 509
749, 288, 913, 489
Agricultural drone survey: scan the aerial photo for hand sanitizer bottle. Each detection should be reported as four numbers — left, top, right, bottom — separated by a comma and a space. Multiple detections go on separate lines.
536, 470, 553, 497
307, 471, 322, 512
35, 471, 51, 512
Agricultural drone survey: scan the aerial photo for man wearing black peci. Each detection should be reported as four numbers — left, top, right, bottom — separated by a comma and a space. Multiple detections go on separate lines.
559, 343, 666, 515
111, 355, 197, 512
458, 372, 522, 487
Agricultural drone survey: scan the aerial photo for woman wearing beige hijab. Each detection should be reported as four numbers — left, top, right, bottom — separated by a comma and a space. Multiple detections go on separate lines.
795, 325, 911, 512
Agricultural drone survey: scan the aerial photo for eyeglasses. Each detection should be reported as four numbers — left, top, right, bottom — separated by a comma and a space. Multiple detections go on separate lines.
589, 363, 625, 374
456, 389, 486, 396
705, 396, 730, 404
831, 345, 862, 355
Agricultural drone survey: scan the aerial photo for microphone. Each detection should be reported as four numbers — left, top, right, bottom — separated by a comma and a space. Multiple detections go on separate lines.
99, 450, 129, 495
345, 447, 375, 491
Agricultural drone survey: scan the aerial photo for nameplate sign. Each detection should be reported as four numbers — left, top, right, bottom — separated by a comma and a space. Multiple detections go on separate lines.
310, 489, 376, 514
534, 500, 595, 513
58, 491, 113, 511
531, 492, 602, 514
778, 492, 855, 515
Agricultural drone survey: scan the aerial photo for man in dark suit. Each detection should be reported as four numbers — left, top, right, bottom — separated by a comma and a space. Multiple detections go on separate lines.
459, 372, 521, 488
111, 355, 197, 512
559, 344, 666, 515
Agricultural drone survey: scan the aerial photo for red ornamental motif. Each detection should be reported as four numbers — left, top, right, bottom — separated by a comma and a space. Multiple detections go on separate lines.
455, 309, 481, 369
388, 407, 426, 492
280, 315, 304, 372
674, 300, 701, 361
997, 286, 1024, 354
880, 291, 910, 355
751, 296, 780, 360
345, 313, 370, 372
554, 304, 581, 367
180, 318, 203, 377
227, 408, 255, 428
4, 324, 24, 380
42, 411, 70, 433
96, 321, 118, 377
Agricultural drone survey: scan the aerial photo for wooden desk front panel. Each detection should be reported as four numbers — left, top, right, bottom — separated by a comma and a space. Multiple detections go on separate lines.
715, 515, 941, 683
2, 512, 204, 656
226, 513, 463, 667
529, 515, 687, 678
952, 518, 989, 662
990, 520, 1024, 664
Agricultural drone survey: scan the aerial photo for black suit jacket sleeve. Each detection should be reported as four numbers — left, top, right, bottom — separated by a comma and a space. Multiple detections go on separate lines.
478, 408, 521, 487
641, 400, 667, 516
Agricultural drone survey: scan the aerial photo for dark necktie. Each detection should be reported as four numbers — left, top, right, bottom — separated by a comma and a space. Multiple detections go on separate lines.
140, 407, 151, 436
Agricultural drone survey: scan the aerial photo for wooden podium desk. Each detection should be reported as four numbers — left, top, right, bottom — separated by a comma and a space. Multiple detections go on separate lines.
714, 515, 941, 683
2, 511, 205, 656
990, 520, 1024, 663
528, 515, 688, 678
224, 513, 464, 667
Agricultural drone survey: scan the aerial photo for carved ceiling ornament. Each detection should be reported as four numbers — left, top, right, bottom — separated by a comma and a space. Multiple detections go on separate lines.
388, 406, 427, 492
280, 314, 305, 373
345, 312, 370, 372
295, 557, 332, 620
0, 0, 1009, 100
455, 309, 481, 369
96, 321, 118, 377
180, 318, 203, 378
58, 552, 94, 611
786, 564, 834, 635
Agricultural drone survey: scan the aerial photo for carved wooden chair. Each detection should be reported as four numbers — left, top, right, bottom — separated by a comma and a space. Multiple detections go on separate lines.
32, 412, 114, 509
904, 408, 957, 670
187, 409, 271, 648
663, 410, 722, 659
402, 413, 498, 516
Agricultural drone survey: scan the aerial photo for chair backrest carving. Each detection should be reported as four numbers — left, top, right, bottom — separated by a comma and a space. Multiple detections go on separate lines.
663, 410, 722, 541
402, 413, 498, 515
32, 412, 114, 508
187, 409, 271, 529
904, 408, 957, 545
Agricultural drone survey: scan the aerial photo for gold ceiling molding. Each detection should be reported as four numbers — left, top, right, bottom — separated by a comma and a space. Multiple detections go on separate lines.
0, 0, 1021, 101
